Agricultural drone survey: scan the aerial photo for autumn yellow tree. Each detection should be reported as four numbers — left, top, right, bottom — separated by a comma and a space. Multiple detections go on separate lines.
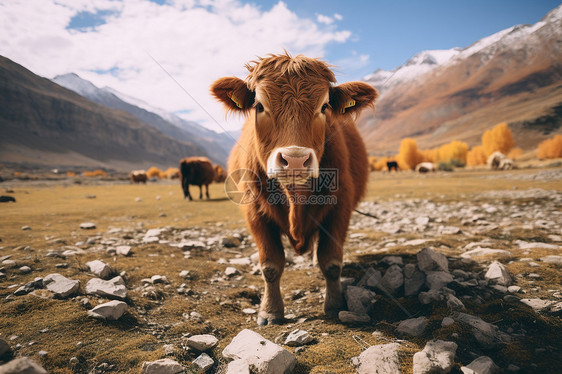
437, 141, 469, 165
147, 166, 163, 179
466, 145, 487, 166
537, 134, 562, 159
482, 123, 515, 157
397, 138, 423, 170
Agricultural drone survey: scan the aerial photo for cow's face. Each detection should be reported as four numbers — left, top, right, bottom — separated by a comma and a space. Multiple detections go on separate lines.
212, 54, 377, 185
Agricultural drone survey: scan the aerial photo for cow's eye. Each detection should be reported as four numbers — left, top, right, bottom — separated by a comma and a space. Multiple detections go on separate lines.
256, 102, 265, 113
321, 103, 329, 114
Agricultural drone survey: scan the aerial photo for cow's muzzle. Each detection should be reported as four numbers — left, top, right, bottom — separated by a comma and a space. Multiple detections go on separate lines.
267, 146, 319, 184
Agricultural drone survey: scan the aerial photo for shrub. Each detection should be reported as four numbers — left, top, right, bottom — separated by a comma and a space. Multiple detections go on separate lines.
83, 170, 107, 177
147, 167, 164, 179
466, 145, 488, 166
438, 162, 454, 172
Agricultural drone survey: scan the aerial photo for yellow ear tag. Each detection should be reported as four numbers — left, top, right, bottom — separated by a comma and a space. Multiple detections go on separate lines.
341, 99, 356, 114
228, 92, 243, 109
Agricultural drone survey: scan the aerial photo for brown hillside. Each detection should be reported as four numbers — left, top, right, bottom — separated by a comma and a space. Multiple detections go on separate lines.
359, 10, 562, 156
0, 55, 209, 171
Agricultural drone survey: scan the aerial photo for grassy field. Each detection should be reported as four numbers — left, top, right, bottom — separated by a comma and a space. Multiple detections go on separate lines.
1, 167, 561, 373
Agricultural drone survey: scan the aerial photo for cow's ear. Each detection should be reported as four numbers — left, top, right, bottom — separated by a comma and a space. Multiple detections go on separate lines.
329, 82, 378, 115
211, 77, 255, 114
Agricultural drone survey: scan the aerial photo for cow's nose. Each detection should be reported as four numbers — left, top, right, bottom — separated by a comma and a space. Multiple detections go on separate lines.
278, 151, 312, 170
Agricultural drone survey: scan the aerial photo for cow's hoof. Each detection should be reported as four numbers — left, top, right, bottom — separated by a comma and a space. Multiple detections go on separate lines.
257, 313, 284, 326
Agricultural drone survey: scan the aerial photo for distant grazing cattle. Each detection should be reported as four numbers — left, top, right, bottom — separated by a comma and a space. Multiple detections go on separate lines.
179, 157, 215, 200
129, 170, 147, 184
487, 151, 513, 170
214, 164, 227, 183
0, 195, 16, 203
415, 162, 436, 173
211, 53, 378, 325
386, 161, 399, 172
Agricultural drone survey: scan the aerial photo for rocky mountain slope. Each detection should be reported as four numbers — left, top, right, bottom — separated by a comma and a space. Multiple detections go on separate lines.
53, 74, 234, 164
360, 4, 562, 155
0, 55, 209, 171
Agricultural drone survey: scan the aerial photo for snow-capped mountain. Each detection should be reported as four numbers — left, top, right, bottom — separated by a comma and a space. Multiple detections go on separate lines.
364, 4, 562, 96
53, 74, 234, 164
359, 4, 562, 155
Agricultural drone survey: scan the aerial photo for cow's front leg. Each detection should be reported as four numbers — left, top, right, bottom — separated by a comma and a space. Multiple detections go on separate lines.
248, 213, 285, 325
317, 213, 348, 317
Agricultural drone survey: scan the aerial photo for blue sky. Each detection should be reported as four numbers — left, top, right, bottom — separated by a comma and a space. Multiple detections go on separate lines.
1, 0, 560, 132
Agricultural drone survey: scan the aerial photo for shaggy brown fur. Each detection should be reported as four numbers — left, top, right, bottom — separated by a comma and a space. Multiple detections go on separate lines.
179, 157, 215, 200
129, 170, 147, 184
211, 53, 378, 325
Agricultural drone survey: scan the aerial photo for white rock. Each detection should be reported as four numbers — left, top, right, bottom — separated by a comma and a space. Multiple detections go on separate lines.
413, 339, 457, 374
229, 257, 252, 266
0, 357, 47, 374
178, 240, 206, 250
43, 273, 80, 298
192, 353, 214, 373
226, 359, 250, 374
225, 267, 240, 277
85, 276, 127, 300
442, 317, 455, 327
116, 246, 132, 256
485, 261, 512, 286
352, 343, 401, 374
284, 329, 313, 346
520, 298, 556, 311
88, 300, 128, 320
186, 334, 219, 351
86, 260, 112, 279
222, 329, 296, 374
80, 222, 96, 230
461, 248, 511, 259
417, 248, 449, 273
461, 356, 499, 374
541, 255, 562, 265
141, 358, 184, 374
397, 316, 427, 337
19, 266, 32, 274
517, 241, 559, 250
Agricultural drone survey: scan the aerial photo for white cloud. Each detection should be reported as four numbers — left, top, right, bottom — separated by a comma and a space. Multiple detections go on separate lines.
333, 13, 343, 21
316, 13, 333, 25
0, 0, 352, 132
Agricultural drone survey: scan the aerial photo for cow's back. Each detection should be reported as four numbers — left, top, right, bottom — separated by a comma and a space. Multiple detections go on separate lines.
180, 157, 215, 186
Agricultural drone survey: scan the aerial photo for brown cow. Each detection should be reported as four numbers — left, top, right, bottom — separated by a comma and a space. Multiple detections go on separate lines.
211, 53, 377, 325
179, 157, 215, 200
130, 170, 148, 184
214, 164, 227, 183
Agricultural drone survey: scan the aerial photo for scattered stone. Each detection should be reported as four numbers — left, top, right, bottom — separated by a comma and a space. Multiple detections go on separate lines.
377, 264, 403, 295
151, 275, 168, 284
43, 273, 80, 298
85, 276, 127, 300
338, 311, 371, 324
441, 317, 455, 327
413, 339, 457, 374
222, 329, 296, 374
419, 289, 444, 305
116, 246, 132, 256
284, 329, 313, 346
352, 343, 401, 374
179, 270, 192, 279
86, 260, 112, 279
404, 264, 426, 297
484, 261, 512, 286
380, 256, 403, 266
225, 267, 241, 277
0, 357, 47, 373
226, 359, 250, 374
178, 240, 207, 250
21, 226, 31, 231
186, 334, 219, 351
396, 316, 427, 337
520, 298, 556, 311
461, 248, 511, 259
192, 353, 214, 373
80, 222, 96, 230
222, 236, 241, 248
357, 267, 382, 288
345, 286, 376, 315
453, 313, 506, 349
425, 271, 453, 290
88, 300, 128, 320
507, 286, 521, 293
461, 356, 499, 374
541, 255, 562, 265
0, 338, 12, 360
141, 358, 184, 374
417, 248, 449, 273
517, 241, 559, 250
19, 266, 32, 274
242, 308, 257, 315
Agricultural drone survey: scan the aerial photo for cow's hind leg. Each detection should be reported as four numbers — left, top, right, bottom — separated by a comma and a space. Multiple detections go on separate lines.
317, 213, 349, 317
183, 184, 192, 201
205, 184, 210, 199
248, 213, 285, 325
198, 185, 203, 199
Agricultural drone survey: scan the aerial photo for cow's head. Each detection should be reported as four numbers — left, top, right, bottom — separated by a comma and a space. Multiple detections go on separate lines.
211, 53, 377, 185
